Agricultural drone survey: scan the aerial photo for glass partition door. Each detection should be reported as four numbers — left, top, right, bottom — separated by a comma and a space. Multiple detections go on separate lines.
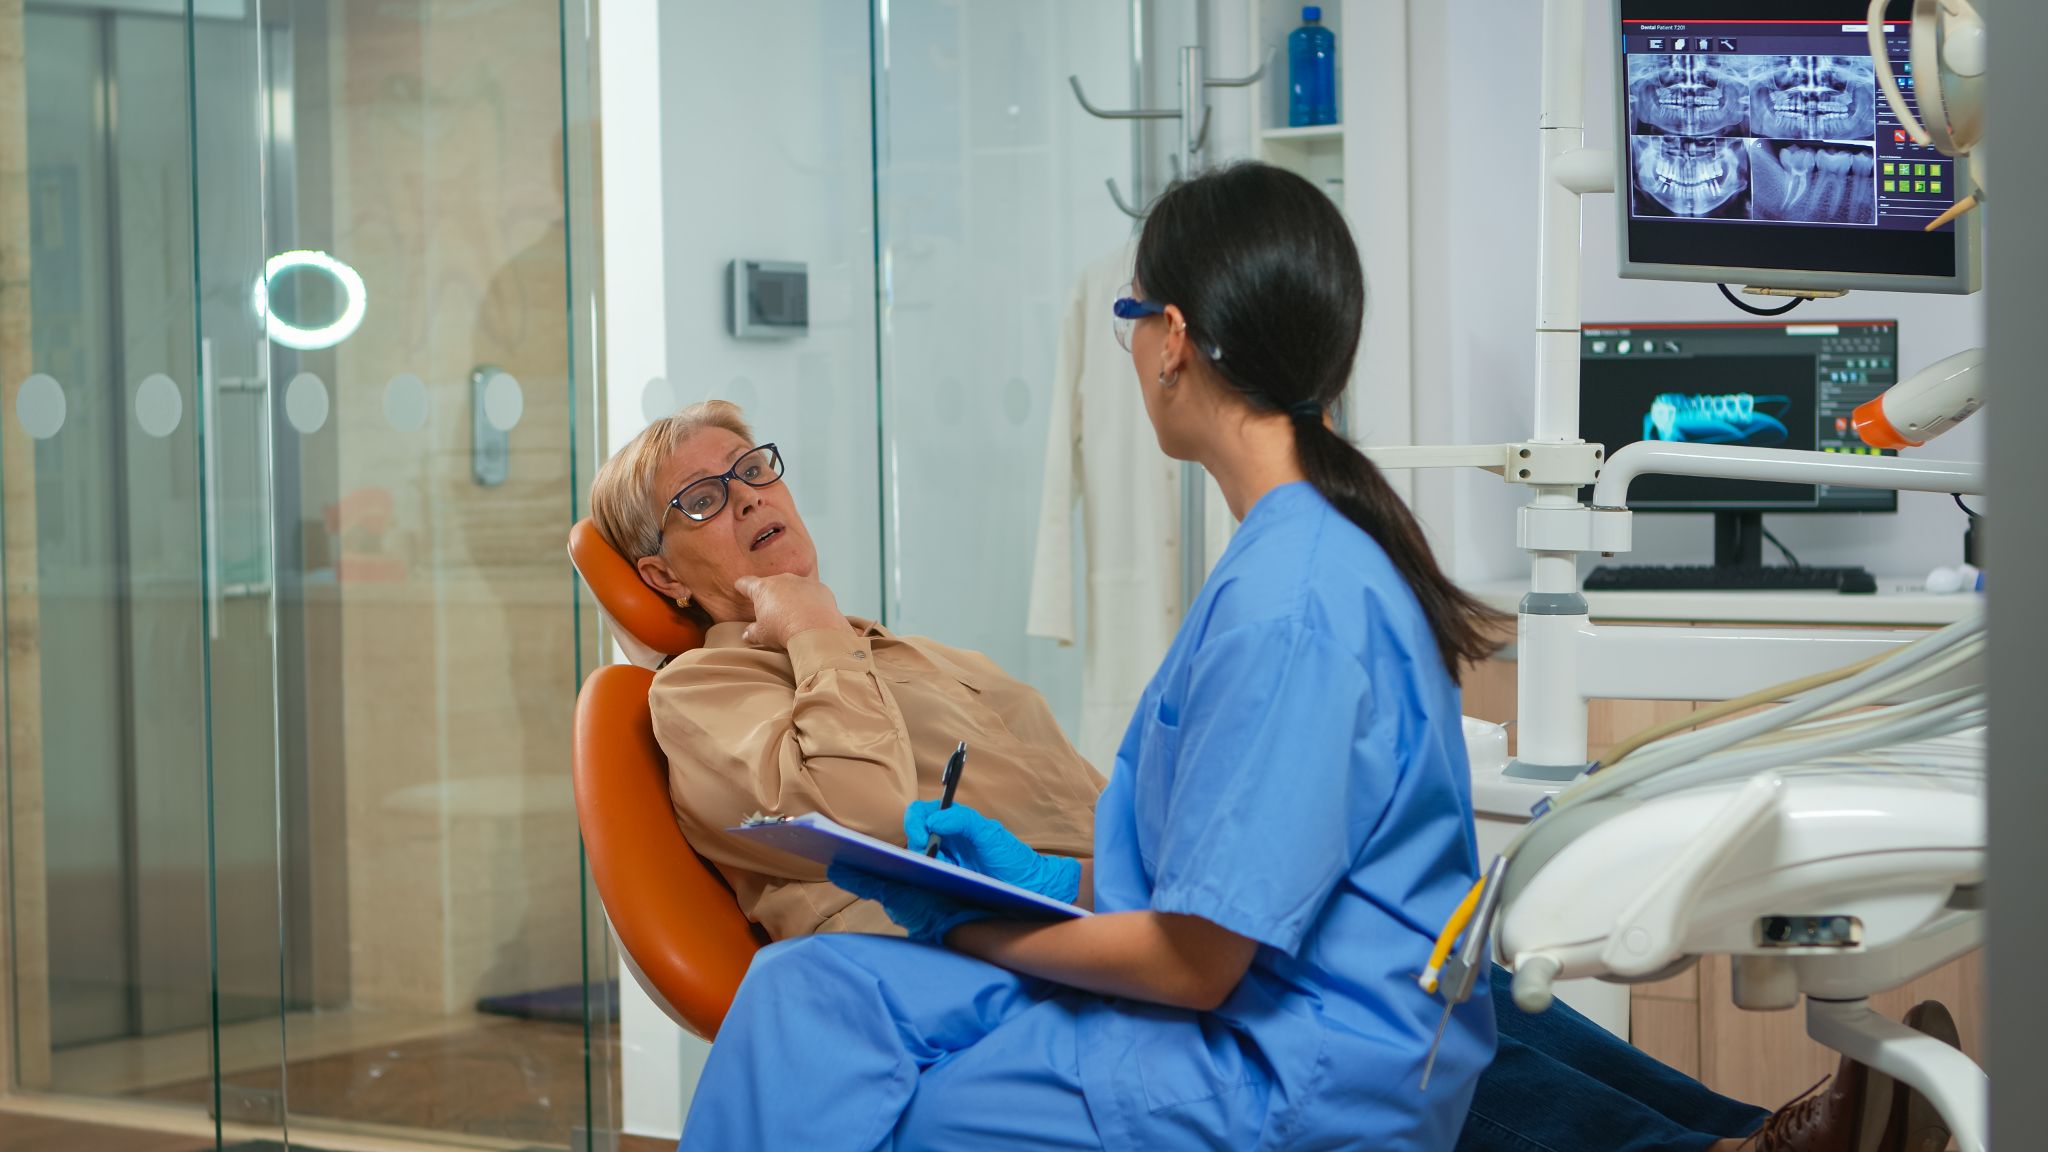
873, 0, 1152, 773
3, 0, 611, 1147
10, 0, 218, 1095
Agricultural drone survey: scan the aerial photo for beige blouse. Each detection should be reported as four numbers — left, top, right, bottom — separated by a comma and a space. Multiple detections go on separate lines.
649, 617, 1106, 940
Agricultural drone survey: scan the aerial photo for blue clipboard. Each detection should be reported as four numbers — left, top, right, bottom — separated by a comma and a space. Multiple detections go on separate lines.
729, 812, 1088, 921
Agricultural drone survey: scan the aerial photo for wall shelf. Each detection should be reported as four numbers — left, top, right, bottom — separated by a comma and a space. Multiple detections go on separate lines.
1260, 124, 1344, 144
1248, 1, 1347, 212
1245, 0, 1416, 502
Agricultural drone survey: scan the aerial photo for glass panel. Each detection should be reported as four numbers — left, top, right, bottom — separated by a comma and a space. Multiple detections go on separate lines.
239, 0, 612, 1147
3, 0, 219, 1138
564, 0, 617, 1140
192, 1, 289, 1139
874, 0, 1138, 767
4, 0, 608, 1145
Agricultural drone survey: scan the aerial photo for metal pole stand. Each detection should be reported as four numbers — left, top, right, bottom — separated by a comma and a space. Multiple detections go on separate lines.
1806, 998, 1989, 1152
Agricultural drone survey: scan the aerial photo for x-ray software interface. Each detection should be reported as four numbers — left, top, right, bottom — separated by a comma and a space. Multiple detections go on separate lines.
1619, 4, 1959, 282
1579, 320, 1899, 512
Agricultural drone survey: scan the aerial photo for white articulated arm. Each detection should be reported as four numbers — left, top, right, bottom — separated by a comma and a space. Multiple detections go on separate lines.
1592, 442, 1986, 509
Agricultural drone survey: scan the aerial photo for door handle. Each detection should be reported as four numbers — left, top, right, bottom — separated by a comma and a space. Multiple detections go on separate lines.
202, 338, 222, 641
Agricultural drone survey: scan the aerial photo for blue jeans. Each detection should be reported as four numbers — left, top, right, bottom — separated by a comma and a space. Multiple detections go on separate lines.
1458, 968, 1769, 1152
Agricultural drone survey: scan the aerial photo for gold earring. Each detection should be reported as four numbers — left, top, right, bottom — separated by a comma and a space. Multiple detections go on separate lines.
675, 593, 691, 609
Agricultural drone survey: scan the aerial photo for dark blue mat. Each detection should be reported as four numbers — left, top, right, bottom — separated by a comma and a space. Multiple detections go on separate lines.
476, 979, 620, 1024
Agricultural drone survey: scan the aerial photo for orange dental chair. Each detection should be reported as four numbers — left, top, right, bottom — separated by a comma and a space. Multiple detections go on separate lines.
568, 518, 765, 1040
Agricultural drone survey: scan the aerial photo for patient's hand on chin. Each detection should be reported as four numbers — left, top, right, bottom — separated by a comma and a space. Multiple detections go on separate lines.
735, 573, 852, 650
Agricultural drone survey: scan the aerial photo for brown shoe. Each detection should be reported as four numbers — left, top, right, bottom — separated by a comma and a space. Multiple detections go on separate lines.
1880, 1001, 1961, 1152
1739, 1056, 1893, 1152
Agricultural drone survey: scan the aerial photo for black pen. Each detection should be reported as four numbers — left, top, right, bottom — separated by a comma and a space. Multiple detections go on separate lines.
925, 741, 968, 857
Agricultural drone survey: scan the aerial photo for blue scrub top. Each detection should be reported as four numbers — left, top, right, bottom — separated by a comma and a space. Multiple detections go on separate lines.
1077, 481, 1496, 1151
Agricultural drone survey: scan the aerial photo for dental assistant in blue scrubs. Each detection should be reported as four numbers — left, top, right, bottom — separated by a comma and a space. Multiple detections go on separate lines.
678, 162, 1511, 1151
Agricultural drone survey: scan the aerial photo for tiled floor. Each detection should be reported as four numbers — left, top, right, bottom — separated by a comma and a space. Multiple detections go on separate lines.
0, 1113, 212, 1152
131, 1018, 617, 1148
2, 1014, 626, 1151
51, 1008, 515, 1099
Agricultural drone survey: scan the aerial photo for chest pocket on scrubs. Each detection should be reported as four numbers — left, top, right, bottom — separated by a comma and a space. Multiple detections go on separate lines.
1130, 695, 1181, 875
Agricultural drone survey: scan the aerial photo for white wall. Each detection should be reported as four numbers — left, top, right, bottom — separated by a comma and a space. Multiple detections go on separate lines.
655, 0, 884, 618
1409, 0, 1986, 584
597, 0, 702, 1137
601, 0, 666, 471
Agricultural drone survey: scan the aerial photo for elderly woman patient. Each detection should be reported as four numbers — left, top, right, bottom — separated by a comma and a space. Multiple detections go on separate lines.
588, 402, 1101, 941
587, 399, 1948, 1152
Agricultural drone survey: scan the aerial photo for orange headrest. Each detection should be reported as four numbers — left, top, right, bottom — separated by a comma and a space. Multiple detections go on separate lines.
568, 518, 706, 657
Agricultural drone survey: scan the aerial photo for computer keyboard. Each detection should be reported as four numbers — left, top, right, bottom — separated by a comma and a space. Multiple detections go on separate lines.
1583, 564, 1879, 594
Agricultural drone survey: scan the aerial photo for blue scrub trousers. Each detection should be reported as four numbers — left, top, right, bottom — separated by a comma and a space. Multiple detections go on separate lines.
681, 934, 1102, 1151
684, 948, 1769, 1152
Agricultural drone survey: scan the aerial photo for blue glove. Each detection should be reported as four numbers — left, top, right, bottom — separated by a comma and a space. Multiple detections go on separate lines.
827, 863, 991, 945
903, 800, 1082, 905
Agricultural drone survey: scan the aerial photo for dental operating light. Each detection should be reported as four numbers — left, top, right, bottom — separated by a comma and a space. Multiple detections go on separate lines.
252, 250, 367, 351
1868, 0, 1985, 159
1853, 347, 1986, 449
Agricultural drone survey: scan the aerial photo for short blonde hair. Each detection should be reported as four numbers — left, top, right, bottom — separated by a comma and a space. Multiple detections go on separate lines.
589, 400, 756, 560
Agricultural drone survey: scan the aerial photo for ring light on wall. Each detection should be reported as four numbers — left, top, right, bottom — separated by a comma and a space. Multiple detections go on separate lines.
252, 250, 367, 350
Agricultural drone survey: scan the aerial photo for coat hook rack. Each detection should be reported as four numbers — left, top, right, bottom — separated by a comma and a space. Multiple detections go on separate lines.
1068, 41, 1274, 618
1069, 47, 1273, 218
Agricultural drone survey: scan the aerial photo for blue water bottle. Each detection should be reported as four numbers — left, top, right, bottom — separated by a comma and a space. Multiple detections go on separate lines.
1288, 6, 1337, 127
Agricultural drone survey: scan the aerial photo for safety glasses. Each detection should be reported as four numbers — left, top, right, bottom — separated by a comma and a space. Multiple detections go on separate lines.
1111, 288, 1223, 360
1111, 291, 1167, 352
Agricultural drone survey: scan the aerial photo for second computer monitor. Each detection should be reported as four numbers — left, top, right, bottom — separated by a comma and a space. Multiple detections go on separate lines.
1579, 319, 1899, 518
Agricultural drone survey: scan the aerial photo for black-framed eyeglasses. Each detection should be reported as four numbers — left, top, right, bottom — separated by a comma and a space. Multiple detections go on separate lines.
662, 443, 784, 530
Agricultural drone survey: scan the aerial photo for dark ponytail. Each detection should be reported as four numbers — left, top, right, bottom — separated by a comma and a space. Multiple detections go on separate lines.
1136, 163, 1507, 682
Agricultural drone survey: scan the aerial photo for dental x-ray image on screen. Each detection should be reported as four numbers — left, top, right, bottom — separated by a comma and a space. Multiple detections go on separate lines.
1643, 392, 1792, 446
1750, 140, 1877, 224
1631, 135, 1751, 219
1627, 54, 1751, 136
1746, 55, 1877, 141
1625, 54, 1879, 143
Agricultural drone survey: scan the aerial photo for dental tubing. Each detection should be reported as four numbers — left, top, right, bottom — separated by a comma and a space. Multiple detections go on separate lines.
1420, 608, 1985, 1003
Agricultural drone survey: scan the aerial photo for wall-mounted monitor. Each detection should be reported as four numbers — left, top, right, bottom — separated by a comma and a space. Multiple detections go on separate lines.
1613, 0, 1978, 294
